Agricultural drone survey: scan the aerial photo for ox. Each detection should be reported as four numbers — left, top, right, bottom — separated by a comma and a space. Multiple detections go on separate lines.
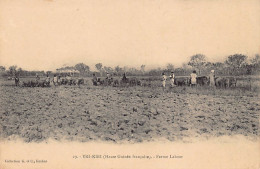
215, 77, 237, 88
196, 76, 209, 86
174, 77, 190, 86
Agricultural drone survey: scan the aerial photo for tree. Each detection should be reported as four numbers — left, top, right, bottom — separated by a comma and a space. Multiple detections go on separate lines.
46, 71, 52, 75
114, 66, 123, 76
95, 63, 103, 76
140, 65, 145, 74
166, 63, 174, 71
249, 54, 260, 74
103, 66, 113, 73
251, 54, 260, 65
95, 63, 103, 71
16, 67, 23, 76
74, 63, 90, 75
8, 65, 17, 76
128, 67, 140, 75
0, 66, 6, 72
188, 54, 206, 74
225, 54, 247, 74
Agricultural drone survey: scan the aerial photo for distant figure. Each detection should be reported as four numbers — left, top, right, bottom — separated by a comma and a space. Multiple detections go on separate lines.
66, 74, 72, 85
106, 72, 112, 79
14, 75, 19, 86
46, 74, 50, 82
190, 70, 197, 87
53, 74, 58, 86
92, 73, 97, 86
66, 74, 71, 80
122, 73, 127, 82
209, 70, 215, 87
162, 72, 167, 90
36, 74, 40, 82
57, 75, 61, 85
44, 74, 50, 87
169, 71, 175, 87
106, 72, 113, 85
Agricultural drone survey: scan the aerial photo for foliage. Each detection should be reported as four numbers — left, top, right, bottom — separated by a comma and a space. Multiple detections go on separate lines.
75, 63, 90, 75
166, 63, 174, 71
188, 54, 207, 74
225, 54, 247, 69
1, 53, 260, 78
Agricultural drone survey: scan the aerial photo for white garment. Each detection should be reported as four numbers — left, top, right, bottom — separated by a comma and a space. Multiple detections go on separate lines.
170, 74, 175, 87
190, 73, 197, 84
53, 77, 58, 83
162, 75, 167, 87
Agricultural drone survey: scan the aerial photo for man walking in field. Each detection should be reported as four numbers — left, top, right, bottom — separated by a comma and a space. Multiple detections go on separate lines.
162, 72, 167, 90
190, 70, 197, 87
169, 71, 175, 87
14, 75, 19, 86
45, 74, 50, 87
53, 74, 58, 86
92, 73, 98, 86
209, 70, 216, 87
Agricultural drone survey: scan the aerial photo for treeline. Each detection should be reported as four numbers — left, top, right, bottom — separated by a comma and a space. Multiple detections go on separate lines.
0, 53, 259, 77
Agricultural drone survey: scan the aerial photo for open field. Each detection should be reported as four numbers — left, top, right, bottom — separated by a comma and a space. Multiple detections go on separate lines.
0, 76, 259, 143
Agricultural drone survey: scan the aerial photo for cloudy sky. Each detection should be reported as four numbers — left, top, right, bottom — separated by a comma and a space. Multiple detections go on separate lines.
0, 0, 259, 71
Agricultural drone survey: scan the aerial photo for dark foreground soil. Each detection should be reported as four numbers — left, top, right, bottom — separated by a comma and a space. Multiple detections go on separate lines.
0, 84, 259, 143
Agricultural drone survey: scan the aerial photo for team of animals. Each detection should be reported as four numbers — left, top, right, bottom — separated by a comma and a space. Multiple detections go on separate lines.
12, 71, 236, 88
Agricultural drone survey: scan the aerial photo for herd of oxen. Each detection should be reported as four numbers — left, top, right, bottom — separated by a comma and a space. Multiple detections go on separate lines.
12, 75, 237, 88
174, 76, 237, 88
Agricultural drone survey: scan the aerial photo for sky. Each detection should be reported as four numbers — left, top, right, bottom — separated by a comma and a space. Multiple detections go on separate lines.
0, 0, 259, 71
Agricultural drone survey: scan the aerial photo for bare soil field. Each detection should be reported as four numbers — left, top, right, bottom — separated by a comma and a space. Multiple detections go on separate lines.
0, 79, 259, 143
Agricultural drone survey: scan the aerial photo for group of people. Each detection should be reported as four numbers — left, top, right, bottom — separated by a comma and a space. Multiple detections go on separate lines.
14, 70, 217, 88
92, 72, 114, 86
52, 74, 75, 86
14, 73, 76, 87
161, 70, 216, 89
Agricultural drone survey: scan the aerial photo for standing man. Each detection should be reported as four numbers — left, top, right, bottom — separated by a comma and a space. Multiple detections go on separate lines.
14, 75, 19, 86
92, 73, 98, 86
162, 72, 167, 90
36, 73, 40, 81
53, 74, 58, 86
169, 71, 175, 87
45, 74, 50, 87
209, 70, 216, 87
35, 73, 40, 87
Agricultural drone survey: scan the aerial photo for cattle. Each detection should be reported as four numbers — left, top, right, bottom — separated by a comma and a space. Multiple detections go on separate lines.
106, 78, 114, 86
121, 77, 129, 84
174, 77, 190, 86
227, 77, 237, 87
120, 77, 129, 87
128, 78, 141, 86
60, 78, 67, 85
21, 80, 50, 87
112, 79, 120, 87
97, 78, 105, 85
196, 76, 209, 86
215, 77, 229, 88
215, 77, 237, 88
77, 78, 84, 86
100, 78, 112, 86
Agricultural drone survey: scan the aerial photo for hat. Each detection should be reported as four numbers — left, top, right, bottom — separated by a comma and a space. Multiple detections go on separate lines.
211, 70, 215, 73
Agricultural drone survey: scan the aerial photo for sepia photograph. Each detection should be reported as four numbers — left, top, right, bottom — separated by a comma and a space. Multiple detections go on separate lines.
0, 0, 259, 168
